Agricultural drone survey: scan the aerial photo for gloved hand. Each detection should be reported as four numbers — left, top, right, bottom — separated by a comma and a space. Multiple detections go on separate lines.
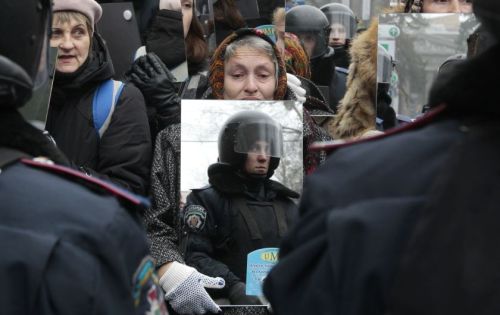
228, 282, 261, 306
159, 0, 181, 11
159, 262, 225, 315
286, 73, 307, 104
127, 52, 180, 118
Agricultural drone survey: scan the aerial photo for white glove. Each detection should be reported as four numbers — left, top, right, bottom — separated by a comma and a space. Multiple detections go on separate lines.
159, 0, 181, 11
159, 262, 225, 315
286, 73, 307, 104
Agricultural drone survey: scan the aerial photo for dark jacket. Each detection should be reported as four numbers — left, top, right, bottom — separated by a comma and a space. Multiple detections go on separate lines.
181, 163, 299, 297
264, 45, 500, 315
46, 33, 152, 195
0, 109, 166, 315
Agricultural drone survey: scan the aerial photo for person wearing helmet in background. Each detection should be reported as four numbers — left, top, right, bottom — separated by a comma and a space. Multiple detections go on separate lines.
180, 111, 299, 306
376, 44, 397, 130
320, 3, 357, 70
264, 0, 500, 314
286, 5, 347, 113
0, 0, 168, 314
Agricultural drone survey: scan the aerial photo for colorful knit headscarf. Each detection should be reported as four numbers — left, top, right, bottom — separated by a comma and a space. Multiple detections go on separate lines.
405, 0, 424, 13
209, 28, 288, 100
284, 32, 311, 79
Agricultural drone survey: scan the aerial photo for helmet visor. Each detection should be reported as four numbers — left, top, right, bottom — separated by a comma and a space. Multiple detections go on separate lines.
234, 120, 284, 158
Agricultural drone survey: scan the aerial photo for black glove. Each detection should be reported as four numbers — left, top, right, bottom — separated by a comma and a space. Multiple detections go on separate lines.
228, 282, 261, 306
127, 52, 180, 123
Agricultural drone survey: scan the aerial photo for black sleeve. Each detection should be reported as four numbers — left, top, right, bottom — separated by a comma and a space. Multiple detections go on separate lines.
95, 83, 152, 195
181, 192, 241, 295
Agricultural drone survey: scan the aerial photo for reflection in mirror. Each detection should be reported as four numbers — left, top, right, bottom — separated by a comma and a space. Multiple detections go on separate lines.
180, 99, 303, 304
377, 13, 478, 127
20, 47, 58, 129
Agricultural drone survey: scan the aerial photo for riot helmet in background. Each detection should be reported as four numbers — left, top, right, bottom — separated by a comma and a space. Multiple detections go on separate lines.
218, 110, 283, 177
0, 0, 52, 108
285, 5, 330, 60
377, 45, 395, 85
320, 3, 357, 48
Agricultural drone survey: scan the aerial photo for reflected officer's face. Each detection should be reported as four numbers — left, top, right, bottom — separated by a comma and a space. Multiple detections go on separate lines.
329, 23, 347, 47
224, 46, 276, 100
423, 0, 472, 13
51, 18, 91, 73
244, 140, 271, 176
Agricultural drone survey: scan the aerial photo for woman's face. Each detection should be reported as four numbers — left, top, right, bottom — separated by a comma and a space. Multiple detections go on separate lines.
182, 0, 193, 38
223, 46, 277, 100
422, 0, 472, 13
50, 17, 91, 73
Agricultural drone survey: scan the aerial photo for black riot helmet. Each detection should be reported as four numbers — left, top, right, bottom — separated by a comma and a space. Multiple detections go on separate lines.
320, 3, 357, 46
286, 5, 330, 60
0, 0, 52, 108
218, 111, 284, 177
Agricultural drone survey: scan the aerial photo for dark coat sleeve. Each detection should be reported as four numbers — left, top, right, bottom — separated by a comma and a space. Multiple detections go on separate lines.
182, 191, 241, 295
144, 125, 185, 267
94, 83, 152, 195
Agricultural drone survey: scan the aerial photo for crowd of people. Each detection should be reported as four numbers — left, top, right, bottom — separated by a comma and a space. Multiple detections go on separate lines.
1, 0, 499, 314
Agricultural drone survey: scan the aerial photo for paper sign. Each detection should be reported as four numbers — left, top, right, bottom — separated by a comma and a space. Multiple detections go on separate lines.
246, 248, 279, 296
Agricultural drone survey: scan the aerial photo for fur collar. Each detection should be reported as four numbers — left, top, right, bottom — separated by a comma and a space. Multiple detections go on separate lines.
326, 19, 378, 140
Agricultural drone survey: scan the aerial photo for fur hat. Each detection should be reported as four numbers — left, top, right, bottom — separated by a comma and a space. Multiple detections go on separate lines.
209, 28, 287, 100
52, 0, 103, 30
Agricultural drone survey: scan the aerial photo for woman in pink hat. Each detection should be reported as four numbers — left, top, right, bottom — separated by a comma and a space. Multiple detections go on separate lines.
46, 0, 152, 196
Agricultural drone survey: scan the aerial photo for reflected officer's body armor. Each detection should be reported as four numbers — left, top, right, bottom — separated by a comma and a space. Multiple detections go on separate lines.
180, 111, 299, 303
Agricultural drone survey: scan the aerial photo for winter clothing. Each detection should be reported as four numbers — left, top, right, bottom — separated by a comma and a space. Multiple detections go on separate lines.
326, 19, 379, 141
53, 0, 103, 29
46, 33, 152, 195
263, 37, 500, 315
208, 28, 288, 100
180, 163, 299, 302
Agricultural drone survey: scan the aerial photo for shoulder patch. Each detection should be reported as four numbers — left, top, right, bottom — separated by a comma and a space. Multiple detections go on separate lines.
132, 256, 169, 314
20, 159, 150, 209
183, 205, 207, 232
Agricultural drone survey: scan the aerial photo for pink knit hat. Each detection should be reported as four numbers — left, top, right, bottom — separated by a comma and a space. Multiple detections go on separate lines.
52, 0, 103, 31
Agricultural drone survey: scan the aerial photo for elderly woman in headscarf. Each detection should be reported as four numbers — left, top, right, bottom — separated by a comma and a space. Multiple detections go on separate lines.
46, 0, 151, 195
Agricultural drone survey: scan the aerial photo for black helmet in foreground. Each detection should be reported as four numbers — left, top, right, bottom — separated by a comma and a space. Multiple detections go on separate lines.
218, 110, 283, 177
0, 0, 52, 108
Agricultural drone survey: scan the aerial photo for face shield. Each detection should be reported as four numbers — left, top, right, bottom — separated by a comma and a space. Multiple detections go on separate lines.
33, 15, 51, 89
233, 119, 284, 158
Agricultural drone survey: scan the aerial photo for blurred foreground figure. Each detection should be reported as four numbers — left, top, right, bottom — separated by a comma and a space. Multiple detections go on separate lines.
0, 1, 167, 314
264, 0, 500, 314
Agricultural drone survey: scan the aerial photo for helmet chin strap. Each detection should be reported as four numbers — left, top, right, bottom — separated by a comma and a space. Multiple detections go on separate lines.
0, 55, 34, 108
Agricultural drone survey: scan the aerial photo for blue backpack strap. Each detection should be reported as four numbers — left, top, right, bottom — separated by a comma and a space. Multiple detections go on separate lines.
92, 79, 125, 138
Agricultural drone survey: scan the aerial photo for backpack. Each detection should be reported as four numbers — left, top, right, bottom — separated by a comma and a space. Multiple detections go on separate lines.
92, 79, 125, 138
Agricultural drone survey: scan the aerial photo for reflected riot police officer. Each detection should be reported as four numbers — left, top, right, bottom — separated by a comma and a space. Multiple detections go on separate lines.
320, 3, 357, 69
0, 0, 167, 314
181, 111, 299, 305
286, 5, 347, 112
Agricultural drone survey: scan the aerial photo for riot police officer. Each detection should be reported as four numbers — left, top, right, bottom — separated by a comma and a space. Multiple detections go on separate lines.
320, 3, 357, 69
286, 5, 347, 112
0, 1, 167, 314
181, 111, 299, 305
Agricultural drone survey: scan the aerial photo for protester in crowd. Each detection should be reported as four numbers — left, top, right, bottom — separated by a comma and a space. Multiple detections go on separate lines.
264, 1, 500, 314
213, 0, 246, 46
45, 0, 152, 195
0, 1, 168, 314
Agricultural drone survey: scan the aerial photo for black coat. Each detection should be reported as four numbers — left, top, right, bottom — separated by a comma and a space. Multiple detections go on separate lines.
0, 109, 165, 315
181, 163, 299, 298
46, 33, 152, 195
264, 45, 500, 315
